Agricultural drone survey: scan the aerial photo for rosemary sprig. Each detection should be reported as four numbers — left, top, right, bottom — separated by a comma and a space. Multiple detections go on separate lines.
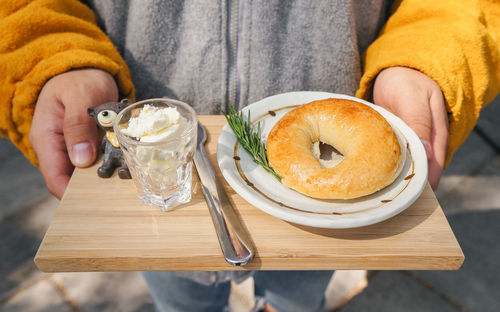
220, 105, 281, 182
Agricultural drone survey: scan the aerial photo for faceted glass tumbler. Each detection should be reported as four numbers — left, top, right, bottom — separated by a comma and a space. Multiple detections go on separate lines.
114, 98, 197, 211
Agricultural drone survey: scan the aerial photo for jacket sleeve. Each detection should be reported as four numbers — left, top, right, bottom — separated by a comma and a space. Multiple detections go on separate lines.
356, 0, 500, 165
0, 0, 135, 165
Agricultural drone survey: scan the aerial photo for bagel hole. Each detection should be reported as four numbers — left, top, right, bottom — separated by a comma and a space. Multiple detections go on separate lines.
312, 141, 344, 168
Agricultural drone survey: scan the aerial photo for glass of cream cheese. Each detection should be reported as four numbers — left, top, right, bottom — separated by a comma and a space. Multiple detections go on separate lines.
114, 98, 197, 210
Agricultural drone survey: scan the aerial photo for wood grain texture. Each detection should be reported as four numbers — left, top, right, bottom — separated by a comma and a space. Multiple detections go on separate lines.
35, 116, 464, 272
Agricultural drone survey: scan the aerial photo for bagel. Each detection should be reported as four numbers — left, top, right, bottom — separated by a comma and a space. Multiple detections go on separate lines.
266, 98, 402, 199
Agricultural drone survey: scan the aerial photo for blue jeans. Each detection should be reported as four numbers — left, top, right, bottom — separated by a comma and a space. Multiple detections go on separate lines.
142, 271, 333, 312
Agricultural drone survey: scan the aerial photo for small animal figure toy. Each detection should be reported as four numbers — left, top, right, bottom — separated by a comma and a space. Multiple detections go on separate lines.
87, 99, 132, 179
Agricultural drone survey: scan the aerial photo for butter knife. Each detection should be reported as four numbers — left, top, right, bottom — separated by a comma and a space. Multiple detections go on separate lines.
193, 123, 254, 266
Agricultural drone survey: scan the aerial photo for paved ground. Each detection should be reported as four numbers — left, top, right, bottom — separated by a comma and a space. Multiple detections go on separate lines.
1, 96, 499, 312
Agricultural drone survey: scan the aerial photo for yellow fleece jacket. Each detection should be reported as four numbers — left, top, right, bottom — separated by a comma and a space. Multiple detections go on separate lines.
1, 0, 499, 167
0, 0, 134, 165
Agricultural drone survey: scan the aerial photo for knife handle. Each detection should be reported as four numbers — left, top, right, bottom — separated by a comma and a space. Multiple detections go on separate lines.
193, 146, 254, 266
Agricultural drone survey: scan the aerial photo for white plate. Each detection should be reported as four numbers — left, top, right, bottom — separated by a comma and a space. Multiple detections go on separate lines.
217, 91, 428, 228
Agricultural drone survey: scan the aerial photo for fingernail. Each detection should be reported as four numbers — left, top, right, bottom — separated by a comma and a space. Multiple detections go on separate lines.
71, 142, 93, 166
421, 139, 433, 161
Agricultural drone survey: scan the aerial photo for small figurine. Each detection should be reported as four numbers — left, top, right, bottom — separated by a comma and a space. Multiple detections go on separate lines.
87, 99, 132, 179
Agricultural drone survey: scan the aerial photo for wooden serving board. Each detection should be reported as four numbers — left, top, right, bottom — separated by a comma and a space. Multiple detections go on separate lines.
35, 116, 464, 272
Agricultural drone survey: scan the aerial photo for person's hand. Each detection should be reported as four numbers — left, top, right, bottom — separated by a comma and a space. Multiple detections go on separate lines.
373, 66, 449, 190
29, 69, 119, 199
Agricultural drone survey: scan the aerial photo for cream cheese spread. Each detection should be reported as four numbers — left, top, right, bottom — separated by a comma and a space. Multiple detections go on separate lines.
122, 104, 187, 142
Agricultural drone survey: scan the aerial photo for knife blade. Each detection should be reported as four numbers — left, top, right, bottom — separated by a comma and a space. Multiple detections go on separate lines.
193, 123, 254, 266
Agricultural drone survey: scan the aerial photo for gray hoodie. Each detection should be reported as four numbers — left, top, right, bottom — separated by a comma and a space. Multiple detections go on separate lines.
85, 0, 391, 112
83, 0, 392, 285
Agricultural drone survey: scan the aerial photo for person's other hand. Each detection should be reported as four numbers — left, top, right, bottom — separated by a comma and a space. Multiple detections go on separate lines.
373, 66, 449, 190
29, 69, 119, 199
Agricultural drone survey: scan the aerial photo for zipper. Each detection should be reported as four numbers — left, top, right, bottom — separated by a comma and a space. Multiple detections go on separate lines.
226, 0, 240, 111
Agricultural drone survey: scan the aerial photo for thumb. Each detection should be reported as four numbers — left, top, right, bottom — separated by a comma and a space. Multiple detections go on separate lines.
376, 90, 434, 160
60, 69, 119, 168
396, 103, 434, 161
63, 101, 99, 168
373, 67, 448, 190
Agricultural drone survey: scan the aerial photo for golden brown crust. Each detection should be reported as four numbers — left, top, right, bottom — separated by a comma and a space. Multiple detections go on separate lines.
266, 98, 402, 199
